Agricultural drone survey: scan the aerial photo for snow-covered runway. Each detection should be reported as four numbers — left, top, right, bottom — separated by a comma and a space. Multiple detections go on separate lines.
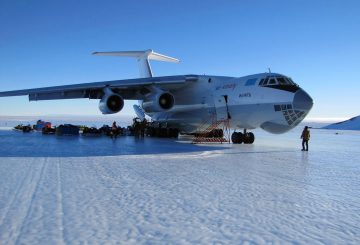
0, 129, 359, 244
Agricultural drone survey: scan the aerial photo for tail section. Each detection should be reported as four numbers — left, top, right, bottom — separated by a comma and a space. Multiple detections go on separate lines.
92, 49, 179, 78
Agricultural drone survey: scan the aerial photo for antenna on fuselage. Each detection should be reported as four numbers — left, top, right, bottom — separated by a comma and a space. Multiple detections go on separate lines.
268, 68, 271, 73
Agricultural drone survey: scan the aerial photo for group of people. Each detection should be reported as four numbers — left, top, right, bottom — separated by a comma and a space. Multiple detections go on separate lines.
110, 118, 148, 139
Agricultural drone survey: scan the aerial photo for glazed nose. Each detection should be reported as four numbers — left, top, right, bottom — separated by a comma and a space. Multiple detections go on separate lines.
293, 89, 313, 111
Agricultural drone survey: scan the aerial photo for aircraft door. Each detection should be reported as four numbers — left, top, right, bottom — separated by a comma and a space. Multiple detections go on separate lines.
214, 95, 230, 121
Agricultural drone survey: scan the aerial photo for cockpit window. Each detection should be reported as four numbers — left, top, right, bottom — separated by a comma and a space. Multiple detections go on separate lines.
268, 78, 276, 85
263, 78, 269, 85
259, 76, 298, 86
259, 75, 299, 92
287, 78, 296, 85
277, 77, 287, 85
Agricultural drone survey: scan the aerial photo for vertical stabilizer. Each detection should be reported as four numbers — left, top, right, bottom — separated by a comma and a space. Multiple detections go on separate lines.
92, 49, 179, 78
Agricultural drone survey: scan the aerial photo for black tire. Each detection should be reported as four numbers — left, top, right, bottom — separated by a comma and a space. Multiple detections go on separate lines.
231, 133, 237, 143
248, 132, 255, 144
244, 132, 255, 144
170, 128, 179, 138
231, 132, 243, 144
159, 128, 167, 138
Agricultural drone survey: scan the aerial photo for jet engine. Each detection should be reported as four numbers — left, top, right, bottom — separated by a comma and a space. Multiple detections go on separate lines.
142, 91, 174, 113
98, 89, 124, 114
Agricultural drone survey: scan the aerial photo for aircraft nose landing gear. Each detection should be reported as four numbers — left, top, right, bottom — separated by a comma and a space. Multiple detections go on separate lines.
231, 130, 255, 144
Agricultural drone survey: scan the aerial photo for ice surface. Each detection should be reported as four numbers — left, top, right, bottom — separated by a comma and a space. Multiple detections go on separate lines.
0, 127, 360, 244
322, 115, 360, 130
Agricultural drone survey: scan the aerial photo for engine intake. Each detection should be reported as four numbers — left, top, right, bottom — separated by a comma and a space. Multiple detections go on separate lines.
142, 92, 174, 113
99, 90, 124, 114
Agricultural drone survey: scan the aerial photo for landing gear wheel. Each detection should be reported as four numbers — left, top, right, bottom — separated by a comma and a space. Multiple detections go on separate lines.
243, 132, 255, 144
248, 132, 255, 144
231, 132, 243, 144
146, 126, 179, 138
169, 128, 179, 138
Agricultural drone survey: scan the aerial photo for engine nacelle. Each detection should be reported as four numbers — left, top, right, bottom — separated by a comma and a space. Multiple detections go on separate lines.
98, 90, 124, 114
142, 92, 175, 113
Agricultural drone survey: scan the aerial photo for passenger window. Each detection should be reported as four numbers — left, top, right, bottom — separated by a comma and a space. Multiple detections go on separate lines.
269, 78, 276, 85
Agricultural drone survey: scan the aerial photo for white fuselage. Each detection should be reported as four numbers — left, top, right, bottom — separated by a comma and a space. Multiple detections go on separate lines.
146, 73, 313, 134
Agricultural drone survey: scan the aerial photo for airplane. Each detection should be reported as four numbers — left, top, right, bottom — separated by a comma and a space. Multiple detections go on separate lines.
0, 49, 313, 144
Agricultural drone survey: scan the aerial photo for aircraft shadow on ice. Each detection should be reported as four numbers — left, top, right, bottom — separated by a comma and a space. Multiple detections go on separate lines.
0, 131, 225, 157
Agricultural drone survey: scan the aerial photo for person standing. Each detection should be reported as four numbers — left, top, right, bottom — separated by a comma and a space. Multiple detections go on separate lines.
301, 126, 310, 151
111, 121, 118, 139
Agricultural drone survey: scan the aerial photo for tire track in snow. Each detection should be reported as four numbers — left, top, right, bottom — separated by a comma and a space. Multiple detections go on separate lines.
56, 159, 65, 245
0, 161, 32, 227
58, 157, 132, 243
0, 159, 42, 244
13, 159, 47, 245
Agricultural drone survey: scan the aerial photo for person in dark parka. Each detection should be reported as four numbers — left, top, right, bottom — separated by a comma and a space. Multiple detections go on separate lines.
301, 126, 310, 151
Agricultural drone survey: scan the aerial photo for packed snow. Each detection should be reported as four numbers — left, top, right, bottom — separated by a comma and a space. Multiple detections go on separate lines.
322, 115, 360, 130
0, 125, 360, 244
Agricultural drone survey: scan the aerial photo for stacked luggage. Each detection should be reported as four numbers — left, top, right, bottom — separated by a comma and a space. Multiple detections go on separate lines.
56, 124, 79, 136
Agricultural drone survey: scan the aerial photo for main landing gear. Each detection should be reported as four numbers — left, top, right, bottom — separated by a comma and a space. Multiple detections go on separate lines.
146, 127, 179, 138
231, 129, 255, 144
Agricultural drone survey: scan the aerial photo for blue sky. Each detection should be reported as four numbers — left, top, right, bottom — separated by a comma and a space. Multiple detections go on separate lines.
0, 0, 359, 119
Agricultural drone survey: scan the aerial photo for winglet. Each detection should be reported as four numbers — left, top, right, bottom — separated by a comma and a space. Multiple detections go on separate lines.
92, 49, 179, 78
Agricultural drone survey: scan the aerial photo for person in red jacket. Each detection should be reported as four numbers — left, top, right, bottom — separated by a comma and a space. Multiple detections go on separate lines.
301, 126, 310, 151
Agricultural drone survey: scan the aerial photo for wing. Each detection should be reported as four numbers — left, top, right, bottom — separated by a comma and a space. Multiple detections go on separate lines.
0, 75, 198, 101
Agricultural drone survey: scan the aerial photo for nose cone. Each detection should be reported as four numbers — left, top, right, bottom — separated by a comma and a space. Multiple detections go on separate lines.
293, 89, 313, 111
261, 88, 313, 134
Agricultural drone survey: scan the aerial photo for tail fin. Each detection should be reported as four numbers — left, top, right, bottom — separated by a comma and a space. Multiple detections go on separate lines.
92, 49, 179, 78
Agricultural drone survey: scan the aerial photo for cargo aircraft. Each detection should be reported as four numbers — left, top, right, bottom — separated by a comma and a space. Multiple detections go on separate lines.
0, 50, 313, 143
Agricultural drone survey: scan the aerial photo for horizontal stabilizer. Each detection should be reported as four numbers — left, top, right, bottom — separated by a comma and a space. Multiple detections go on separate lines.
92, 49, 179, 78
93, 50, 179, 63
